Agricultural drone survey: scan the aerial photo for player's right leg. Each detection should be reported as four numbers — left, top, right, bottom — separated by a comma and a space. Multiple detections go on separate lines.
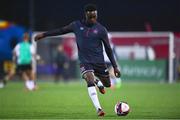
83, 72, 105, 116
80, 64, 105, 116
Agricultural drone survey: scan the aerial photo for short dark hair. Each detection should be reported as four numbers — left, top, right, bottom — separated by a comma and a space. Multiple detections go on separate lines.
84, 4, 97, 12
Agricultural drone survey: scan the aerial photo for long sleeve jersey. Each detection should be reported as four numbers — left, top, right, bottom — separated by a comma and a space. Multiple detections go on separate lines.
43, 20, 117, 68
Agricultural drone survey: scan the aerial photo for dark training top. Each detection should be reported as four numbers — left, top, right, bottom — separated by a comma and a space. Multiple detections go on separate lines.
44, 20, 117, 68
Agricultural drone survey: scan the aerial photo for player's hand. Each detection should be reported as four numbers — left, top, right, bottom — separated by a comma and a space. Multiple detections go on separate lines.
34, 33, 44, 41
114, 67, 121, 78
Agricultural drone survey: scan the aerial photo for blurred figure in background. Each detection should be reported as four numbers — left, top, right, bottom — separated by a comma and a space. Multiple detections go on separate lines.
146, 46, 155, 61
54, 44, 69, 83
13, 32, 37, 91
0, 20, 24, 88
63, 38, 78, 79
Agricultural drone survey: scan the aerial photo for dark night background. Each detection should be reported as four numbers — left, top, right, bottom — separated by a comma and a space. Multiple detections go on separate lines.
0, 0, 180, 31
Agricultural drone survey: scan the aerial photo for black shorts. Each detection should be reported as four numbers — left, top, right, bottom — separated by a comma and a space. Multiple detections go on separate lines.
80, 63, 109, 79
17, 64, 32, 72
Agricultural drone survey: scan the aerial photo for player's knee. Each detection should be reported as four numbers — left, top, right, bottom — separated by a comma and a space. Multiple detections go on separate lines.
84, 72, 94, 81
84, 72, 95, 87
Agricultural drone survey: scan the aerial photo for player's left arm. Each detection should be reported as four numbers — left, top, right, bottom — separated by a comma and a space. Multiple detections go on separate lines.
101, 28, 121, 78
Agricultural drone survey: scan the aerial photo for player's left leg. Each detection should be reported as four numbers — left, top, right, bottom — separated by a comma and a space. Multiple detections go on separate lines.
94, 78, 106, 94
96, 74, 111, 87
94, 63, 111, 88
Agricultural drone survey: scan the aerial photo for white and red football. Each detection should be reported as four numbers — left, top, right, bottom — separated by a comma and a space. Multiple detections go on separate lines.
114, 102, 130, 116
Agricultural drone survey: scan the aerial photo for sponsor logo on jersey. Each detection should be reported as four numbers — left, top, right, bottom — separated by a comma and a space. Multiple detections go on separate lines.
80, 66, 85, 72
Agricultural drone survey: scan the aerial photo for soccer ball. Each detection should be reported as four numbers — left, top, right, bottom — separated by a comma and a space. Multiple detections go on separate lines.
114, 102, 130, 116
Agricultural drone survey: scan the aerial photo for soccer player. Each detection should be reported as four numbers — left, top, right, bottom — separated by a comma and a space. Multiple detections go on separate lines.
35, 4, 121, 116
13, 32, 37, 91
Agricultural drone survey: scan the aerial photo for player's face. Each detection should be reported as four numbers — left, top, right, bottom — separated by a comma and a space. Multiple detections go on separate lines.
85, 10, 97, 23
24, 33, 29, 41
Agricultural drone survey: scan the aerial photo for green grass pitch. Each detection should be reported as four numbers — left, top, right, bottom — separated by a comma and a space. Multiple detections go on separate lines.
0, 81, 180, 119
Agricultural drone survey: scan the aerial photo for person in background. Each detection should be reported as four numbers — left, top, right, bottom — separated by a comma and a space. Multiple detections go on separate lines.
54, 44, 69, 83
0, 20, 24, 88
13, 32, 37, 91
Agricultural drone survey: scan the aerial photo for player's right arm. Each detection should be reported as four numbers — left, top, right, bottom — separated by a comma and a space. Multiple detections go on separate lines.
35, 23, 74, 41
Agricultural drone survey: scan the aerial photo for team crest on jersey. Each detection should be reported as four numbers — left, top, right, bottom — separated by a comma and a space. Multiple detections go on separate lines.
80, 27, 84, 30
93, 29, 98, 34
80, 66, 85, 72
